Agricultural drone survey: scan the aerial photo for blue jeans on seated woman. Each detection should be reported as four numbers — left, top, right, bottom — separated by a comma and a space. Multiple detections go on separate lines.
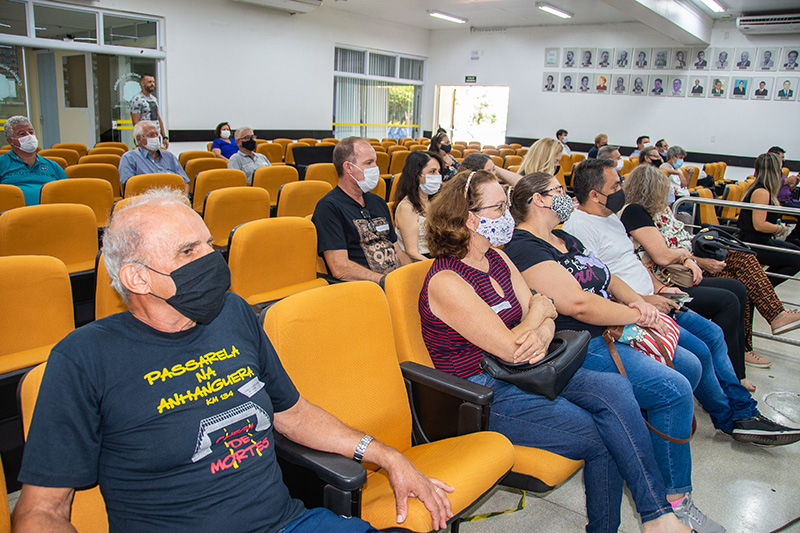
467, 367, 672, 533
583, 337, 695, 497
674, 310, 758, 433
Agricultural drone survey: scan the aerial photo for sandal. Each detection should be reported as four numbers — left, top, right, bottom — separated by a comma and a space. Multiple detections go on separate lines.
741, 378, 756, 392
771, 309, 800, 335
745, 351, 772, 369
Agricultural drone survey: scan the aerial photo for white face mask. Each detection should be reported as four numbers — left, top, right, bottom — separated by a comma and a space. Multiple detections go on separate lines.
220, 130, 230, 139
17, 134, 38, 153
615, 159, 625, 172
562, 136, 569, 143
145, 136, 160, 152
351, 164, 380, 193
475, 210, 515, 247
419, 174, 442, 195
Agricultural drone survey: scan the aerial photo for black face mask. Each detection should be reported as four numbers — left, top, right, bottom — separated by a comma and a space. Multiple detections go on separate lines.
598, 188, 626, 213
553, 164, 561, 175
441, 144, 452, 154
650, 158, 661, 167
144, 251, 231, 324
241, 139, 257, 151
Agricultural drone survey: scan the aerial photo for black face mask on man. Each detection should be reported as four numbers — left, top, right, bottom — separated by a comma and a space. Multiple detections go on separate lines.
142, 251, 231, 324
597, 188, 626, 213
241, 139, 257, 151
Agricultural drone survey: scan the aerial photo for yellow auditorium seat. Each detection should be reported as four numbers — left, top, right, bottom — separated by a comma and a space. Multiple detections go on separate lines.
191, 168, 247, 213
462, 148, 479, 157
39, 148, 80, 166
178, 150, 214, 169
490, 155, 503, 168
516, 148, 528, 157
0, 184, 25, 212
409, 144, 427, 151
387, 145, 406, 157
304, 162, 339, 188
94, 253, 127, 320
263, 282, 515, 532
370, 177, 387, 200
284, 142, 311, 165
123, 173, 186, 198
482, 148, 500, 156
0, 204, 98, 274
66, 162, 122, 201
94, 141, 128, 151
322, 137, 339, 144
87, 146, 126, 156
504, 155, 523, 169
252, 165, 299, 209
51, 143, 88, 157
78, 154, 121, 167
0, 457, 9, 533
381, 138, 398, 145
388, 150, 411, 176
376, 152, 390, 179
696, 188, 721, 225
499, 148, 515, 158
40, 178, 114, 228
450, 149, 462, 159
298, 137, 319, 146
184, 158, 228, 194
202, 186, 270, 250
682, 166, 701, 190
384, 261, 584, 493
275, 180, 331, 218
43, 156, 68, 170
256, 142, 285, 164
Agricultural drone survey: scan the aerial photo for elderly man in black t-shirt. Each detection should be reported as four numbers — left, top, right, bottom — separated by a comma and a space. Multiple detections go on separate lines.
313, 137, 410, 282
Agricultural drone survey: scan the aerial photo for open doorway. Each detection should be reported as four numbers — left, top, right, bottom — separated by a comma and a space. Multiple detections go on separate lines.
434, 85, 510, 146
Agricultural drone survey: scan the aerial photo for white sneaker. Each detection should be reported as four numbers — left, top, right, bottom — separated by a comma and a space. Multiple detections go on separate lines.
672, 493, 725, 533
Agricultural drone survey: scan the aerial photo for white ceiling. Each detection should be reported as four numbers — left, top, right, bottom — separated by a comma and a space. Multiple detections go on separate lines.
321, 0, 800, 31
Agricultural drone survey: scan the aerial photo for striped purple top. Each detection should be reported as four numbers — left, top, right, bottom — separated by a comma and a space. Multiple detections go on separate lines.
419, 249, 524, 378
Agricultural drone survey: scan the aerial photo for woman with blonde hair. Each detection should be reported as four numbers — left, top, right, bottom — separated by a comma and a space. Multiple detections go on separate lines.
518, 138, 563, 176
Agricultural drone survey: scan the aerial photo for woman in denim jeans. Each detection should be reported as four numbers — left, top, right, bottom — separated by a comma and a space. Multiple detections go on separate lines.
419, 170, 689, 533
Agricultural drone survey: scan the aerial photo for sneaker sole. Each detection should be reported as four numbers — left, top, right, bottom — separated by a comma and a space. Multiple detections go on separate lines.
772, 320, 800, 335
744, 360, 772, 368
731, 432, 800, 446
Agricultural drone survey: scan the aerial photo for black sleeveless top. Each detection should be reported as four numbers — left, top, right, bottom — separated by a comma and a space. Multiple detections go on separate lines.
738, 182, 779, 244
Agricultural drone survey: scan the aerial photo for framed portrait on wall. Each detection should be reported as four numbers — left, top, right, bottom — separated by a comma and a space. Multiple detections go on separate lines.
780, 48, 799, 71
653, 48, 670, 69
668, 76, 687, 97
672, 49, 689, 69
597, 48, 612, 68
633, 48, 651, 69
731, 77, 751, 99
756, 47, 780, 71
733, 48, 756, 71
709, 76, 729, 98
775, 77, 798, 101
630, 75, 647, 95
580, 48, 596, 68
649, 75, 666, 96
713, 48, 732, 70
545, 48, 560, 67
688, 76, 707, 97
577, 73, 593, 93
750, 77, 773, 100
594, 72, 611, 94
563, 48, 577, 68
542, 72, 558, 92
561, 72, 576, 93
692, 48, 711, 70
612, 74, 629, 95
615, 48, 632, 68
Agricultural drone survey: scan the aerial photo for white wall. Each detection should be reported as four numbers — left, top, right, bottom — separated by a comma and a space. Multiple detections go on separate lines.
424, 20, 800, 157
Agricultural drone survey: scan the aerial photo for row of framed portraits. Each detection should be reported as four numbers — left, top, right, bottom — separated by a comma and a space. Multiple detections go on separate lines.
544, 46, 800, 72
542, 72, 800, 101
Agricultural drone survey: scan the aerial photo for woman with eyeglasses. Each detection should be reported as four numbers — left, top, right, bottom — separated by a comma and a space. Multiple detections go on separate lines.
503, 172, 726, 532
392, 151, 444, 261
419, 169, 691, 533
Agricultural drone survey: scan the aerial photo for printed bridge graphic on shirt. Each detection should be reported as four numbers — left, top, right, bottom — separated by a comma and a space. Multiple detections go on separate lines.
192, 401, 272, 462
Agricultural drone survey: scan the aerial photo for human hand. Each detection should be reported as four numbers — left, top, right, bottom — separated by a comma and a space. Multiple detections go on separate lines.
686, 259, 704, 285
629, 300, 662, 327
529, 293, 558, 320
513, 328, 551, 363
694, 256, 725, 274
386, 454, 454, 530
642, 294, 679, 314
658, 286, 687, 295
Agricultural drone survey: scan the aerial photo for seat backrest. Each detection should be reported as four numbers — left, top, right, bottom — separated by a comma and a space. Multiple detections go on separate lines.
178, 150, 215, 169
43, 156, 68, 170
381, 138, 398, 145
94, 141, 128, 151
450, 149, 463, 159
40, 178, 114, 228
271, 138, 292, 153
298, 137, 318, 146
621, 160, 636, 176
51, 143, 88, 157
370, 177, 387, 200
682, 165, 700, 189
0, 457, 9, 533
696, 188, 720, 225
386, 144, 406, 156
0, 204, 98, 274
39, 148, 80, 166
0, 256, 74, 357
503, 155, 523, 169
717, 161, 727, 181
490, 155, 503, 168
516, 148, 528, 157
389, 150, 411, 175
95, 253, 127, 320
252, 165, 299, 207
304, 162, 338, 188
483, 148, 500, 156
276, 180, 332, 217
203, 186, 270, 248
87, 146, 126, 157
123, 173, 186, 198
322, 138, 339, 144
78, 154, 121, 167
65, 163, 122, 199
384, 260, 436, 367
499, 148, 515, 158
462, 148, 479, 157
409, 144, 426, 151
376, 151, 390, 175
255, 142, 284, 164
192, 168, 247, 212
264, 282, 412, 454
0, 184, 25, 212
571, 153, 586, 166
184, 158, 228, 194
284, 142, 311, 165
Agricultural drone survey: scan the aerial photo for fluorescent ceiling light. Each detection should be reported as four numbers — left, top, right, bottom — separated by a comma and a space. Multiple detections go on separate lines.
428, 11, 467, 24
537, 2, 573, 19
696, 0, 725, 13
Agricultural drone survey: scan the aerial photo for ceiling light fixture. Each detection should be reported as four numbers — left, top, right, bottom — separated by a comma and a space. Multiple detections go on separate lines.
536, 2, 573, 19
428, 10, 467, 24
696, 0, 725, 13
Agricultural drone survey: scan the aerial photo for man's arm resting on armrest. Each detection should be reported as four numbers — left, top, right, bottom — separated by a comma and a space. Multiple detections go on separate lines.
12, 485, 76, 532
323, 249, 383, 283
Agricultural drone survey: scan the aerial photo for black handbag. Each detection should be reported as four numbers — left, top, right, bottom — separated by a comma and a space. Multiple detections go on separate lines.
691, 227, 753, 261
479, 330, 591, 401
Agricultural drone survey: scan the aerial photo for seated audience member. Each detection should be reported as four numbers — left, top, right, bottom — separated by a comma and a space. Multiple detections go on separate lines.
556, 128, 572, 156
119, 121, 188, 186
210, 122, 239, 161
738, 152, 800, 275
638, 146, 662, 168
428, 132, 459, 181
587, 133, 608, 159
0, 115, 65, 205
459, 152, 522, 187
660, 146, 695, 213
392, 151, 442, 261
227, 127, 270, 184
597, 145, 625, 175
563, 161, 800, 449
420, 169, 692, 533
12, 188, 453, 533
767, 146, 800, 208
632, 135, 650, 157
519, 138, 562, 177
313, 137, 410, 282
621, 165, 800, 376
655, 140, 669, 162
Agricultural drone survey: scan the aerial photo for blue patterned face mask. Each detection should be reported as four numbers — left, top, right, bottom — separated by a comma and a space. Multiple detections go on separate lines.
475, 210, 515, 247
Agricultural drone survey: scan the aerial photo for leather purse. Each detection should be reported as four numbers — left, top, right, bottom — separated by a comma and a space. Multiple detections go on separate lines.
480, 330, 591, 401
661, 264, 694, 288
692, 227, 753, 261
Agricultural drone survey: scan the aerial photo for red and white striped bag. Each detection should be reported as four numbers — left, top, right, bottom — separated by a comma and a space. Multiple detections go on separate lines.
608, 313, 680, 364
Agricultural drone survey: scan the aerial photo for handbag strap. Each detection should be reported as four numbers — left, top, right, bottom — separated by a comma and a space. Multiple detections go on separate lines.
602, 330, 696, 444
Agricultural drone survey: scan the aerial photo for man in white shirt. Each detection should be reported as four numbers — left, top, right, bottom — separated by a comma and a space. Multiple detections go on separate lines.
556, 129, 571, 156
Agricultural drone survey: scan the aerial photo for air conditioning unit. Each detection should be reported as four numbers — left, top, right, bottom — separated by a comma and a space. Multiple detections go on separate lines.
230, 0, 322, 15
737, 13, 800, 34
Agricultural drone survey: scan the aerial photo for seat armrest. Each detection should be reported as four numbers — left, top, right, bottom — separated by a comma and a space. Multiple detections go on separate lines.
274, 432, 367, 491
400, 361, 493, 406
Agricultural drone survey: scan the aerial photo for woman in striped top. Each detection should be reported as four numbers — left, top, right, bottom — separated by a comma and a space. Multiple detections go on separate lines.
419, 169, 689, 533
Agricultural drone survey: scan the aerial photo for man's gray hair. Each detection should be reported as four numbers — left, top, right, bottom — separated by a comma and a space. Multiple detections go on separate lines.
597, 145, 620, 160
667, 145, 686, 160
132, 120, 158, 142
3, 115, 31, 142
234, 127, 253, 140
102, 188, 190, 303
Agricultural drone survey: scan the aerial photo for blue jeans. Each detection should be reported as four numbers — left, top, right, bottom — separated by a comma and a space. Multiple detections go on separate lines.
468, 367, 672, 532
584, 337, 695, 496
674, 311, 759, 433
279, 508, 377, 532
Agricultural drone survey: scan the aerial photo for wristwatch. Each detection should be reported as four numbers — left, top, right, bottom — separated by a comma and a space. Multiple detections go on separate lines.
353, 435, 374, 463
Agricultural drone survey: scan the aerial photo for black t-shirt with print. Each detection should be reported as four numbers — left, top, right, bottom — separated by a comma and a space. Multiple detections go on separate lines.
619, 203, 656, 235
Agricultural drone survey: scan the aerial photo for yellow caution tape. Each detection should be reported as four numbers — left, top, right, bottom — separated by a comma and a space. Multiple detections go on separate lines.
459, 489, 526, 523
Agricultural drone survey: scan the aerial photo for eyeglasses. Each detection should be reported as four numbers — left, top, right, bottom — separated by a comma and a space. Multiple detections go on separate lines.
542, 185, 565, 196
472, 201, 509, 214
240, 135, 257, 142
359, 208, 376, 233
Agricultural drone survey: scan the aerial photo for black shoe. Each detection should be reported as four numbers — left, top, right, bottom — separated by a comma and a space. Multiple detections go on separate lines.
728, 414, 800, 446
